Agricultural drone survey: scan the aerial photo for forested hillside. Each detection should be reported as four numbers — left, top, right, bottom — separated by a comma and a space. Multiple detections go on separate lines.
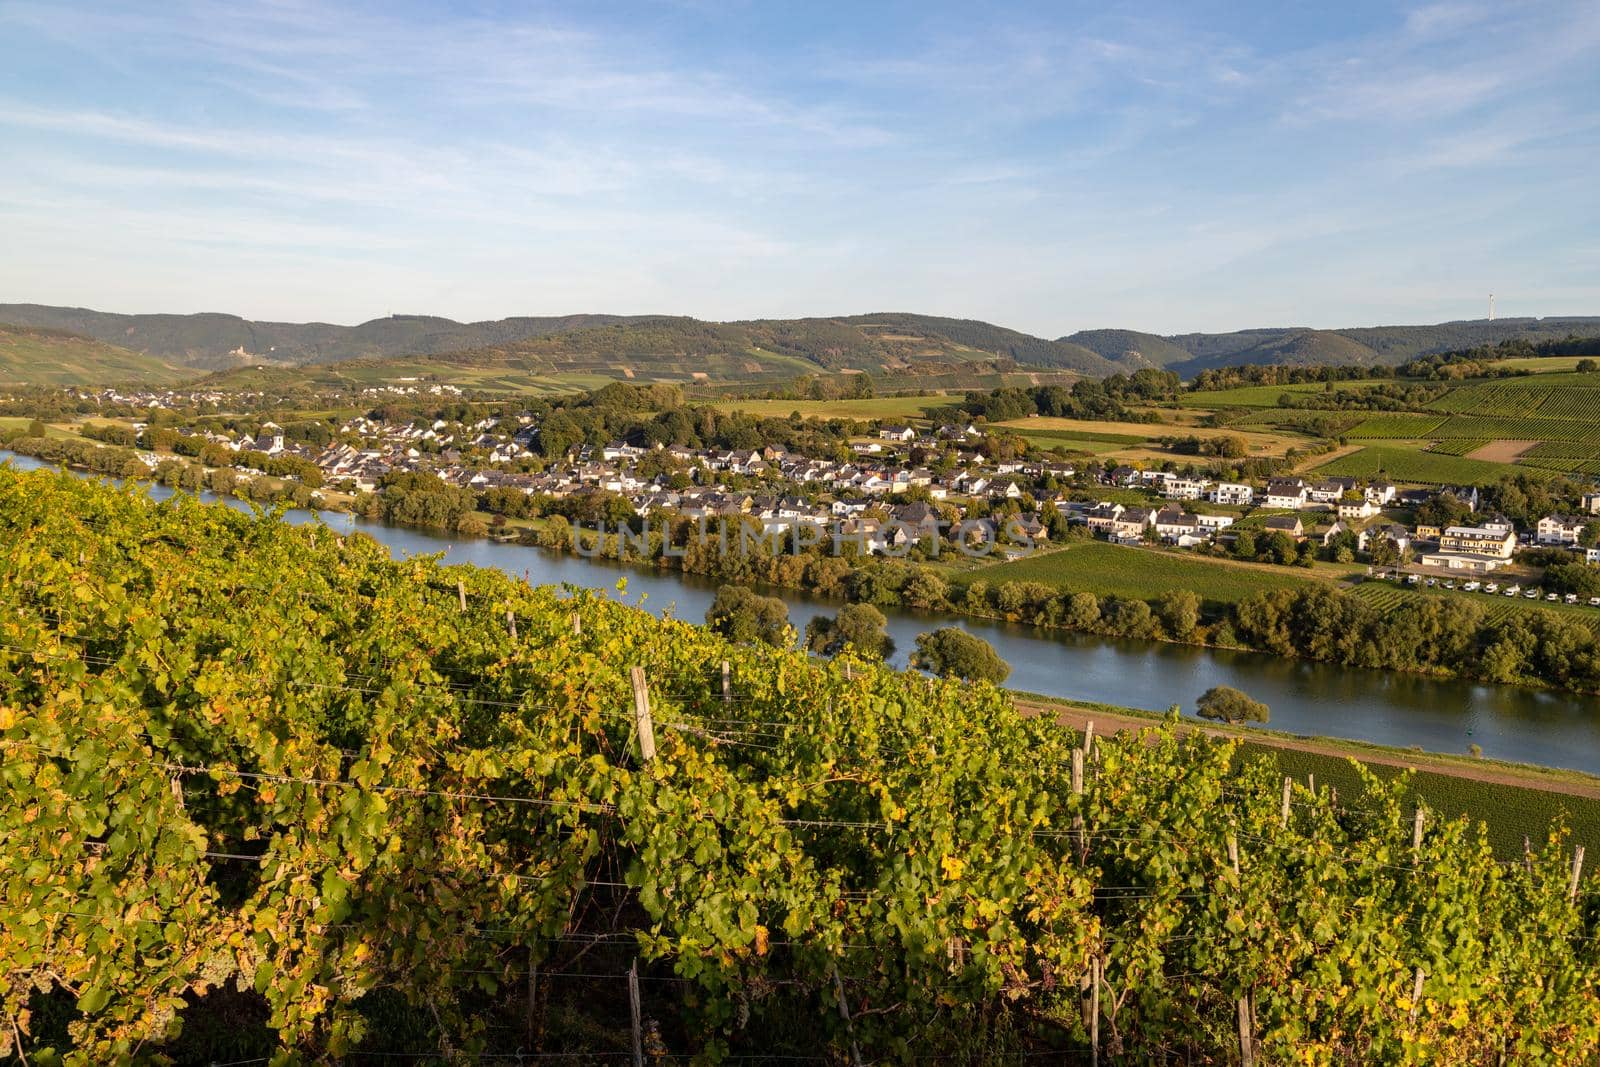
10, 300, 1594, 385
4, 466, 1600, 1063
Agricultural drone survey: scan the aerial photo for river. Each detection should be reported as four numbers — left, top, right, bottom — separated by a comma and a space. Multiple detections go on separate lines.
8, 450, 1600, 772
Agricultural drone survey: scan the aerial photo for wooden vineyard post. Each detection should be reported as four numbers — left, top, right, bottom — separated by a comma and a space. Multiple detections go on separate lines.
1571, 846, 1586, 902
457, 580, 467, 612
1280, 777, 1292, 829
629, 959, 643, 1067
629, 667, 656, 763
526, 948, 539, 1048
1072, 748, 1086, 861
1083, 720, 1095, 760
572, 611, 581, 636
1409, 967, 1425, 1025
1229, 834, 1253, 1067
721, 660, 732, 704
1090, 956, 1101, 1067
1413, 809, 1425, 853
832, 967, 864, 1067
506, 608, 517, 640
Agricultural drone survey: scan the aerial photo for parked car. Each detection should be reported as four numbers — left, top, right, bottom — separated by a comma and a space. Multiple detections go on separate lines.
1566, 593, 1579, 604
1548, 592, 1561, 602
1464, 581, 1481, 591
1588, 596, 1599, 607
1484, 582, 1499, 594
1526, 589, 1541, 599
1406, 574, 1420, 585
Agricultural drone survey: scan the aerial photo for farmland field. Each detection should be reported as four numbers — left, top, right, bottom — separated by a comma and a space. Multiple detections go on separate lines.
996, 417, 1304, 459
971, 541, 1348, 606
1349, 581, 1600, 629
1311, 441, 1531, 484
1346, 413, 1447, 438
1179, 380, 1384, 408
711, 394, 955, 421
1431, 414, 1600, 444
1427, 438, 1491, 456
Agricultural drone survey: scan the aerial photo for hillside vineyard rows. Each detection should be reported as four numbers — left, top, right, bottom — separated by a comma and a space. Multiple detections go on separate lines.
5, 467, 1600, 1062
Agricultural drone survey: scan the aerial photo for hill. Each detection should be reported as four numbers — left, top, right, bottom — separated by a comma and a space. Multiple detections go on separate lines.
1160, 317, 1600, 374
0, 303, 645, 371
1063, 328, 1197, 369
0, 322, 188, 386
5, 301, 1598, 386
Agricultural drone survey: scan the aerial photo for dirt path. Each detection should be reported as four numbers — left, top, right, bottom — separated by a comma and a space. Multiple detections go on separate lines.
1016, 700, 1600, 801
1466, 439, 1540, 463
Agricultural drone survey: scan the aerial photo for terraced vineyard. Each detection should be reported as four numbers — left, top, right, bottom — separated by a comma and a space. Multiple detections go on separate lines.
1426, 438, 1490, 457
1350, 580, 1600, 632
1345, 413, 1447, 438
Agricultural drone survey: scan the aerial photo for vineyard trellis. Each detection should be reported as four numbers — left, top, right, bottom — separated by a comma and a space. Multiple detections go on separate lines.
3, 466, 1600, 1064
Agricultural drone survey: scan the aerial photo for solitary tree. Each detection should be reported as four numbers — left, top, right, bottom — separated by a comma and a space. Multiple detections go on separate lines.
1194, 685, 1270, 725
804, 603, 895, 660
705, 585, 792, 648
912, 628, 1010, 684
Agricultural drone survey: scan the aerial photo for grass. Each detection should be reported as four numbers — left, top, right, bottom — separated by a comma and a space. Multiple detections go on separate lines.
0, 324, 190, 387
1310, 440, 1530, 484
971, 540, 1338, 606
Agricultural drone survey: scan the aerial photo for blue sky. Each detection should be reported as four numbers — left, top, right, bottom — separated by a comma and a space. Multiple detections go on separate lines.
1, 1, 1595, 336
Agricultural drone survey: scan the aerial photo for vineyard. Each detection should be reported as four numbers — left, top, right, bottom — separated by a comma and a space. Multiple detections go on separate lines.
6, 466, 1600, 1063
1344, 414, 1446, 439
1310, 442, 1524, 485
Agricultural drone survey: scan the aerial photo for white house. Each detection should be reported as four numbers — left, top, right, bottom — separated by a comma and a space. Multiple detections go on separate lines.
1208, 482, 1254, 506
1263, 478, 1308, 510
1537, 514, 1586, 545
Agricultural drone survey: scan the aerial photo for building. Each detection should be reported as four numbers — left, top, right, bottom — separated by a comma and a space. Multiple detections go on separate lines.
1162, 476, 1210, 501
1420, 523, 1518, 572
1537, 514, 1587, 545
878, 426, 916, 442
1208, 482, 1253, 506
1262, 514, 1305, 540
1263, 478, 1308, 510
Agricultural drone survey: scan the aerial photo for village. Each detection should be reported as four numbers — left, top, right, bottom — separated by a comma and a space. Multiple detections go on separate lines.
74, 394, 1600, 588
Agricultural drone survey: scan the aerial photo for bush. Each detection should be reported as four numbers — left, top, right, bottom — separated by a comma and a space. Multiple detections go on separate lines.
1194, 685, 1270, 724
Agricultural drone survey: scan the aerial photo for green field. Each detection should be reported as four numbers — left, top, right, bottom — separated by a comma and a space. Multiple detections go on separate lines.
972, 541, 1344, 606
1180, 380, 1384, 408
711, 394, 954, 421
1311, 440, 1526, 484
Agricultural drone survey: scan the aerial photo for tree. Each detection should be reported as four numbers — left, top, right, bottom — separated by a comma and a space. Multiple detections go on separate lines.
1579, 358, 1598, 373
1194, 685, 1270, 725
912, 628, 1010, 684
25, 418, 47, 439
705, 585, 792, 648
804, 603, 894, 660
1156, 589, 1201, 638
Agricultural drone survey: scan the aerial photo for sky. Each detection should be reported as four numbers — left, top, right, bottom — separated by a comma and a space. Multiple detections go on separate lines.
0, 1, 1596, 337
